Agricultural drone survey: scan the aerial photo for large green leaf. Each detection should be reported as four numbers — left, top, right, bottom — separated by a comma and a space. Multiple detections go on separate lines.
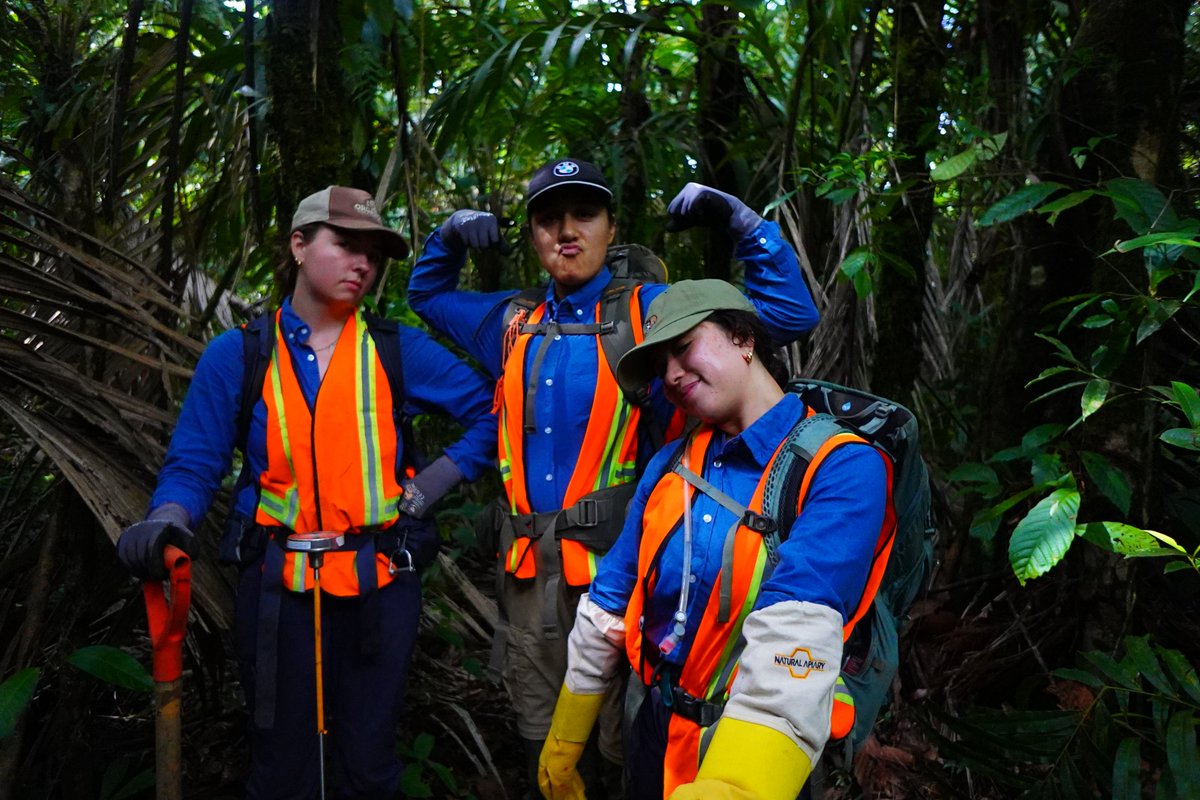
1009, 488, 1080, 584
930, 146, 979, 182
978, 182, 1066, 226
67, 646, 154, 694
0, 667, 40, 739
1079, 452, 1131, 515
1171, 382, 1200, 427
1161, 428, 1200, 451
1165, 711, 1199, 799
1080, 378, 1110, 420
1077, 522, 1161, 555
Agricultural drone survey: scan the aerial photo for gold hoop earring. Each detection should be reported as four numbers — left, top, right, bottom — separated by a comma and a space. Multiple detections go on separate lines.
742, 351, 754, 365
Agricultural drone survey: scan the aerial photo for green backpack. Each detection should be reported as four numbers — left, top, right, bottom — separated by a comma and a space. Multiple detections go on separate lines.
760, 379, 935, 749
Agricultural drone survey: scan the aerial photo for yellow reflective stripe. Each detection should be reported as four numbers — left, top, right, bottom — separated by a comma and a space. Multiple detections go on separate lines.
259, 320, 301, 528
703, 542, 769, 700
596, 396, 634, 491
498, 406, 518, 514
354, 314, 385, 524
291, 552, 307, 592
834, 676, 855, 707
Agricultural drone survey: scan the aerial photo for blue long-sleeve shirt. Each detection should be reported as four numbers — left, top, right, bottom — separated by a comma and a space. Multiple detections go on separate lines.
407, 221, 818, 512
588, 393, 888, 668
150, 299, 497, 526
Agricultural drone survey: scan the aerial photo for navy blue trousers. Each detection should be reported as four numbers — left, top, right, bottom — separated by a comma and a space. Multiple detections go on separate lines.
235, 561, 421, 800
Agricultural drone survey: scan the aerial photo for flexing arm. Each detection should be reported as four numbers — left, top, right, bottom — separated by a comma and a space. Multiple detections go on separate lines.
666, 183, 819, 345
407, 227, 519, 378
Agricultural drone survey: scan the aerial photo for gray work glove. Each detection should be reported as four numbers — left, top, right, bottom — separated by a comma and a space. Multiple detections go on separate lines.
666, 182, 764, 237
439, 210, 510, 253
116, 502, 195, 581
397, 455, 465, 520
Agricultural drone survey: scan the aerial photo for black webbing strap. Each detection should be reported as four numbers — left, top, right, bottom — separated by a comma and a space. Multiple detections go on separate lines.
521, 319, 614, 433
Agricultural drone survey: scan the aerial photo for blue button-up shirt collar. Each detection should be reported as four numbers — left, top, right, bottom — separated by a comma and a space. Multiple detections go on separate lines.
711, 392, 805, 468
542, 266, 614, 322
279, 297, 315, 346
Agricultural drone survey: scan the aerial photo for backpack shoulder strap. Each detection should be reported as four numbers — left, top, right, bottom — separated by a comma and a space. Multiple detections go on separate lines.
599, 278, 666, 449
500, 287, 545, 331
364, 312, 423, 473
236, 314, 275, 453
759, 412, 846, 569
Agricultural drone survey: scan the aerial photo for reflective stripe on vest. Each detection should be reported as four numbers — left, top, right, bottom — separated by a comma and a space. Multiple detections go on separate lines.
623, 422, 897, 793
255, 309, 404, 596
497, 287, 646, 586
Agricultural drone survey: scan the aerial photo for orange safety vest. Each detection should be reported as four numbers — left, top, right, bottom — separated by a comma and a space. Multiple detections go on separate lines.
255, 308, 405, 596
496, 287, 649, 587
623, 422, 896, 796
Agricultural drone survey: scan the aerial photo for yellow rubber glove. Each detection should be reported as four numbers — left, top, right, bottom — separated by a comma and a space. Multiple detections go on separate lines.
538, 684, 605, 800
667, 717, 813, 800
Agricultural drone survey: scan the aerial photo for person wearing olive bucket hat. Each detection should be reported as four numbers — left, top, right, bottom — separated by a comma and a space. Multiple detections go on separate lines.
538, 280, 893, 800
117, 186, 497, 799
408, 160, 819, 798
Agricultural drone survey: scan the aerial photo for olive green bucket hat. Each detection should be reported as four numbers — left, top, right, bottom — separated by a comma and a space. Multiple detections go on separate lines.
616, 279, 755, 395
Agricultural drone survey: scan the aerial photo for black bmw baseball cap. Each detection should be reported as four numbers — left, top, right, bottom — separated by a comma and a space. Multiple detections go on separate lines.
525, 158, 613, 210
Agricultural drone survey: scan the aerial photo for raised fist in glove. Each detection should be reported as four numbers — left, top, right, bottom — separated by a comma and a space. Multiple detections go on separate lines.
666, 183, 764, 237
117, 503, 195, 581
439, 210, 509, 252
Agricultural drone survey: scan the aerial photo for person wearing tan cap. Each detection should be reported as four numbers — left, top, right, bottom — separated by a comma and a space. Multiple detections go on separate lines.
537, 281, 892, 800
117, 186, 497, 798
409, 159, 819, 798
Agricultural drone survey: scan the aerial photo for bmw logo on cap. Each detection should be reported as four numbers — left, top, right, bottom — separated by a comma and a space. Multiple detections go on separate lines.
553, 161, 580, 177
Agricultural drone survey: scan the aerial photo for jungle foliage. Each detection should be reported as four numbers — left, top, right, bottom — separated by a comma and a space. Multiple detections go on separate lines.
1, 0, 1198, 797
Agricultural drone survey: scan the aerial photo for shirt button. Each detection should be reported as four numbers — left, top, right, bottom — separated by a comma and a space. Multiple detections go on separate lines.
554, 334, 562, 341
287, 333, 295, 342
544, 427, 552, 434
306, 354, 315, 362
713, 460, 722, 468
575, 309, 583, 316
689, 574, 698, 584
545, 378, 553, 386
545, 473, 554, 481
703, 514, 713, 523
759, 237, 767, 244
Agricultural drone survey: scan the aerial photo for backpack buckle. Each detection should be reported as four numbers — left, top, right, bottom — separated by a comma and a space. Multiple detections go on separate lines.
573, 498, 599, 528
741, 511, 777, 534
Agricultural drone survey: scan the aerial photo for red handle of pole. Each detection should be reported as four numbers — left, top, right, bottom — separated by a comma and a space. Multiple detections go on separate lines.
142, 544, 192, 683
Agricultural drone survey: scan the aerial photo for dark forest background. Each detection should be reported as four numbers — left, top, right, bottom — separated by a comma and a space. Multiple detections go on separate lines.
1, 1, 1198, 797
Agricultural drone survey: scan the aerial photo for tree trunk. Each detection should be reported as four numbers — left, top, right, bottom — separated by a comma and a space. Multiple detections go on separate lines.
696, 4, 742, 280
872, 0, 945, 401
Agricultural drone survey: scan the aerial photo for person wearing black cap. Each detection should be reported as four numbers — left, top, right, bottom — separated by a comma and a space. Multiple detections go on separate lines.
539, 280, 891, 800
408, 160, 818, 797
116, 186, 497, 799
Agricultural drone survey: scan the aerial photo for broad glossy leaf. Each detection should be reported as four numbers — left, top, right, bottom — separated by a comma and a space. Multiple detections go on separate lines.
1080, 649, 1142, 692
1080, 452, 1132, 515
1084, 381, 1108, 422
1077, 522, 1160, 555
1110, 233, 1200, 255
979, 182, 1065, 226
931, 147, 979, 182
839, 247, 872, 278
1123, 636, 1177, 699
1160, 648, 1200, 704
1103, 178, 1174, 234
1160, 428, 1200, 451
1136, 300, 1181, 344
1112, 737, 1141, 800
0, 668, 39, 739
1171, 382, 1200, 427
1010, 489, 1080, 584
67, 645, 153, 694
1165, 711, 1199, 799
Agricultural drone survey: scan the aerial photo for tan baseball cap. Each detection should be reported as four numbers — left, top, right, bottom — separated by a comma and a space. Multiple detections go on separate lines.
290, 186, 410, 259
616, 279, 756, 394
